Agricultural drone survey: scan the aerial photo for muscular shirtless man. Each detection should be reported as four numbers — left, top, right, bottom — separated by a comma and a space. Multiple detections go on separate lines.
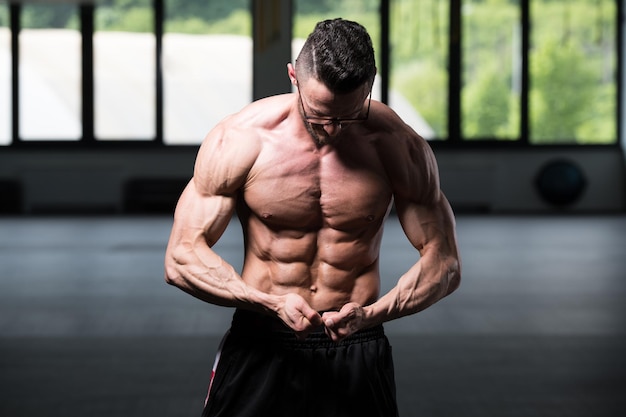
165, 18, 461, 417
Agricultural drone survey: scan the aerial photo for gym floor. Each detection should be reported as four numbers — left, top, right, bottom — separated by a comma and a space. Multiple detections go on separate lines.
1, 214, 625, 416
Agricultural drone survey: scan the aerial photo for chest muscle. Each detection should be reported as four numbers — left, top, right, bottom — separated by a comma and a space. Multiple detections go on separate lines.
244, 147, 391, 231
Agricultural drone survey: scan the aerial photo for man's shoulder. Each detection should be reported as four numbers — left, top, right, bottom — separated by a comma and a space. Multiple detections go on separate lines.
367, 102, 440, 199
201, 93, 293, 146
368, 101, 430, 159
226, 93, 294, 130
193, 94, 295, 193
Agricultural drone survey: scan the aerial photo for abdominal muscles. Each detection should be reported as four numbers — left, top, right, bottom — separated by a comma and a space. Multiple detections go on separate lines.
241, 218, 383, 311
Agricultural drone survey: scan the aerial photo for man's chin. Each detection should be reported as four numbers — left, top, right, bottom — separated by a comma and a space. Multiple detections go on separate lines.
305, 125, 329, 147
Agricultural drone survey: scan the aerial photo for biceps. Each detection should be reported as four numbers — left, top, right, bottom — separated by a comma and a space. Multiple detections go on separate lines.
396, 193, 458, 255
171, 179, 237, 247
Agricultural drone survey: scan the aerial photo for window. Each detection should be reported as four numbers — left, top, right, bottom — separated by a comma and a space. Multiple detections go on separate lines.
163, 0, 251, 145
462, 0, 520, 141
529, 0, 616, 145
20, 2, 81, 141
95, 0, 155, 140
389, 0, 449, 140
1, 0, 620, 147
0, 1, 9, 145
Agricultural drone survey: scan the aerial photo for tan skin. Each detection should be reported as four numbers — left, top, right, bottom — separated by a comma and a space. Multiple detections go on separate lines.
164, 63, 461, 342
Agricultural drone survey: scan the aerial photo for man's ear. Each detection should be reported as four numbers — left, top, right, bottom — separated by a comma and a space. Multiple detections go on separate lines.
287, 63, 297, 86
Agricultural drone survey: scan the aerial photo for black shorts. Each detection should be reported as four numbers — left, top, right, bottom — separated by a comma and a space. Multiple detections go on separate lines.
202, 309, 399, 417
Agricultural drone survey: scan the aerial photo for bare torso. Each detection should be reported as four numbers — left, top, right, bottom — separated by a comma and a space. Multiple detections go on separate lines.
224, 94, 397, 311
166, 90, 458, 334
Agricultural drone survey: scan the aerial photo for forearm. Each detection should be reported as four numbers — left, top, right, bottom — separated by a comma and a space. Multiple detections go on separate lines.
164, 241, 278, 314
364, 251, 460, 326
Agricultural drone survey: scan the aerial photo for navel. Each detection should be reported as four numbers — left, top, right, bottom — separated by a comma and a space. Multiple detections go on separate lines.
309, 285, 318, 293
309, 188, 322, 199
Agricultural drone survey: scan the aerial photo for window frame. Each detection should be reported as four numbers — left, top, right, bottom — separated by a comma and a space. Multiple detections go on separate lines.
2, 0, 622, 149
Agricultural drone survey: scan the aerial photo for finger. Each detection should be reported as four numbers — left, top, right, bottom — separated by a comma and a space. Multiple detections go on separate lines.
323, 310, 349, 329
323, 308, 361, 341
299, 304, 323, 327
294, 314, 322, 340
321, 311, 336, 329
324, 325, 341, 342
325, 325, 351, 342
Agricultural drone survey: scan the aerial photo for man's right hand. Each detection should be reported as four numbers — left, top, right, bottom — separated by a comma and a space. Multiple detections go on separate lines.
279, 293, 323, 339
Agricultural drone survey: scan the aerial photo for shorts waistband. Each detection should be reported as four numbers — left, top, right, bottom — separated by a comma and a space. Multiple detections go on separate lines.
229, 309, 385, 348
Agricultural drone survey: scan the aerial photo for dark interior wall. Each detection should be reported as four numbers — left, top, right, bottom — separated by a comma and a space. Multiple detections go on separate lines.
0, 147, 623, 214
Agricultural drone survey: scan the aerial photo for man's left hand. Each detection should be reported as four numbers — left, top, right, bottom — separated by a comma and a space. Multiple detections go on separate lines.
322, 303, 366, 342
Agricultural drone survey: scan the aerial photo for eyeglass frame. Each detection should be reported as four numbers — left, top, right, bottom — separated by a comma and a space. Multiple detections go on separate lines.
296, 79, 373, 128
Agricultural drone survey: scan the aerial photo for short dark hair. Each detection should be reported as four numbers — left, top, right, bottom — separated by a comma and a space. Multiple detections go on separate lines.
296, 18, 376, 94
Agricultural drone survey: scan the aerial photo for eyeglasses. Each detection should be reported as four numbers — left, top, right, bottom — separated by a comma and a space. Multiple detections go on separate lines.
297, 84, 372, 129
